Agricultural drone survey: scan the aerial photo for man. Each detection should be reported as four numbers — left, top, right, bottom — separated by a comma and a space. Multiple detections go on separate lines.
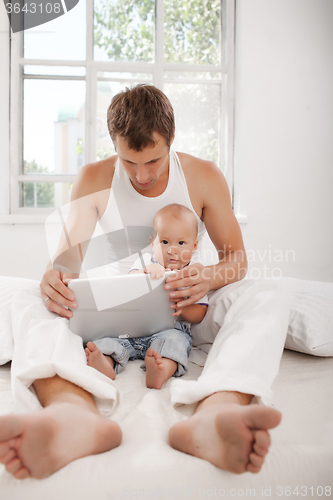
0, 84, 289, 479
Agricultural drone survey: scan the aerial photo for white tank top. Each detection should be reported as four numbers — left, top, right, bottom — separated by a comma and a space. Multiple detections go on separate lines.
97, 149, 206, 275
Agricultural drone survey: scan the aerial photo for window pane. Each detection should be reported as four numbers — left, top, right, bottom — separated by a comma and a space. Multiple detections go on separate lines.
164, 71, 222, 80
164, 0, 222, 65
24, 66, 86, 77
164, 82, 222, 165
94, 0, 155, 62
24, 0, 86, 60
24, 80, 85, 174
97, 72, 153, 81
22, 182, 73, 208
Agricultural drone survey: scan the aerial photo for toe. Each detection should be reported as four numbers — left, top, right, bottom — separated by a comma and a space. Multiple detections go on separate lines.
0, 449, 16, 464
146, 347, 154, 357
244, 406, 282, 430
253, 430, 270, 452
86, 342, 97, 352
249, 452, 264, 468
6, 458, 24, 475
253, 442, 268, 457
14, 467, 30, 480
246, 462, 262, 474
0, 440, 14, 457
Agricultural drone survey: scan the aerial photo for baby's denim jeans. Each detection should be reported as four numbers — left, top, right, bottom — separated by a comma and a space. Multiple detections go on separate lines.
92, 321, 191, 376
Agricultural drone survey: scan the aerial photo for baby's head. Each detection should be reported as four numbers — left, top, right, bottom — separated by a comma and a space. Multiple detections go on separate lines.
151, 204, 198, 270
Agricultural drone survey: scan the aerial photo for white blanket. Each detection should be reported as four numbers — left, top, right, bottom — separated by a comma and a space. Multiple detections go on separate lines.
1, 351, 333, 500
10, 282, 118, 415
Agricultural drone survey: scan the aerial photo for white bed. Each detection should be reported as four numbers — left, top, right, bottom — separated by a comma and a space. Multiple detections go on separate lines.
0, 276, 332, 500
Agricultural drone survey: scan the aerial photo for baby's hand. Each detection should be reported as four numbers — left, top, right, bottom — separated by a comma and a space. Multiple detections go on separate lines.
143, 263, 165, 280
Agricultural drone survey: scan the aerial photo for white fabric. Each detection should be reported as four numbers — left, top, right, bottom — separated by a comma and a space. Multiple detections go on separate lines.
10, 282, 118, 415
170, 279, 291, 406
0, 276, 36, 365
282, 278, 333, 356
1, 351, 333, 499
97, 149, 206, 275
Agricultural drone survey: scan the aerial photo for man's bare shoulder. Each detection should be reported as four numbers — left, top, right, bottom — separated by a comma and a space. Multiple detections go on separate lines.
72, 155, 117, 200
176, 151, 228, 204
177, 151, 217, 172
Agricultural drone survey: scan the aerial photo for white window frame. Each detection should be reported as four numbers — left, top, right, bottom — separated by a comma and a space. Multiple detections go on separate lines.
1, 0, 235, 223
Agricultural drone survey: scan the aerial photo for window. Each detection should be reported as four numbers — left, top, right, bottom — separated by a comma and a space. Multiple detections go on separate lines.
7, 0, 235, 217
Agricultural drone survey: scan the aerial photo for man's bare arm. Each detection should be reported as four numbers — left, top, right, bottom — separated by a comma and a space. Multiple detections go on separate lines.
202, 162, 247, 290
175, 304, 207, 323
40, 162, 112, 317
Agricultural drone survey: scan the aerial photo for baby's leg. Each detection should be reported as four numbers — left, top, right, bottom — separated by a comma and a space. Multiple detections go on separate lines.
145, 348, 177, 389
145, 325, 191, 389
85, 343, 116, 380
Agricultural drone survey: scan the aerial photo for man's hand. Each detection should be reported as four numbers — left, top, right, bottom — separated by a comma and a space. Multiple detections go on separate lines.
143, 263, 170, 280
40, 268, 78, 318
164, 263, 211, 315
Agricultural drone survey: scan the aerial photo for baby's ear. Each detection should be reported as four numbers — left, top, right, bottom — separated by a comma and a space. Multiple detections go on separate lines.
150, 236, 154, 247
192, 239, 199, 252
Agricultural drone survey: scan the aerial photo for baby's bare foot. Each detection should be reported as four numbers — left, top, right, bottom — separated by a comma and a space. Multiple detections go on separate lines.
0, 402, 122, 479
85, 342, 116, 380
169, 403, 281, 474
145, 347, 176, 389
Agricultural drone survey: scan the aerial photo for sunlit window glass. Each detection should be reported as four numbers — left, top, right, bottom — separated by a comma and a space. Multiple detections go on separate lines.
94, 0, 155, 62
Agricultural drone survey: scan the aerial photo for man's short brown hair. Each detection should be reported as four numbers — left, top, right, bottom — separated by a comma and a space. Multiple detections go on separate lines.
107, 84, 175, 151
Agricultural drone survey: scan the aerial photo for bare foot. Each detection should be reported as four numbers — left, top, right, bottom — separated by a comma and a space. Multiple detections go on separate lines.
168, 403, 281, 474
145, 347, 177, 390
85, 342, 116, 380
0, 402, 122, 479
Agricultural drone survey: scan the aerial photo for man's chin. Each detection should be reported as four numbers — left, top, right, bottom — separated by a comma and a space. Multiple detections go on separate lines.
132, 179, 155, 190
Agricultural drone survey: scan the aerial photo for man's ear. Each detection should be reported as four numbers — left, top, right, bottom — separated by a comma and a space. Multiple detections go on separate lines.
170, 134, 175, 147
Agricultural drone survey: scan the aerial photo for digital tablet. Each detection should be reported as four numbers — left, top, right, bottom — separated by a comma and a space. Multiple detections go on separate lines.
68, 272, 176, 343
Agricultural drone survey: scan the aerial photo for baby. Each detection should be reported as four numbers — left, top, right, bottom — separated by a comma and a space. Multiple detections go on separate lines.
85, 203, 208, 389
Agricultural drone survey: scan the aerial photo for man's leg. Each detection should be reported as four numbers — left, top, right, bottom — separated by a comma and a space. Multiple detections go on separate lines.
0, 283, 121, 479
169, 279, 290, 473
0, 375, 122, 479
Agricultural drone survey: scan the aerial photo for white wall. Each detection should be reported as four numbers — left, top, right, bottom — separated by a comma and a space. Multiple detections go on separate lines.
234, 0, 333, 282
1, 0, 332, 282
0, 225, 49, 280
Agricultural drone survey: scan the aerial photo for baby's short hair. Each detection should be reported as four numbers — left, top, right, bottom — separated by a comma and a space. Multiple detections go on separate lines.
153, 203, 198, 237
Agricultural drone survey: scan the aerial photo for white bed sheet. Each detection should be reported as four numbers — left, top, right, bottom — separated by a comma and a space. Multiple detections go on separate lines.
1, 350, 332, 500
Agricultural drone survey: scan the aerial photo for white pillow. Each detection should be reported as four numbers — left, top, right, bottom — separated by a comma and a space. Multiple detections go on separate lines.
0, 276, 38, 365
282, 278, 333, 356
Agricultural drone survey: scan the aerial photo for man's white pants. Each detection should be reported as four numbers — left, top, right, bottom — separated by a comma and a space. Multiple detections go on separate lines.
11, 284, 118, 415
170, 279, 291, 406
11, 279, 290, 413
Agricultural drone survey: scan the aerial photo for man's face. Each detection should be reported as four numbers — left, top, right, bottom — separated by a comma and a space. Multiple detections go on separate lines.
152, 215, 198, 270
114, 133, 174, 194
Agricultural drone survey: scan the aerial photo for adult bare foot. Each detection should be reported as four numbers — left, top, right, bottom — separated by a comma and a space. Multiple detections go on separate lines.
85, 342, 116, 380
168, 403, 281, 474
145, 347, 176, 390
0, 401, 122, 479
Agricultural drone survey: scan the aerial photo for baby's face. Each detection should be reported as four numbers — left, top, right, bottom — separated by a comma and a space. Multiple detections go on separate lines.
152, 215, 198, 270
